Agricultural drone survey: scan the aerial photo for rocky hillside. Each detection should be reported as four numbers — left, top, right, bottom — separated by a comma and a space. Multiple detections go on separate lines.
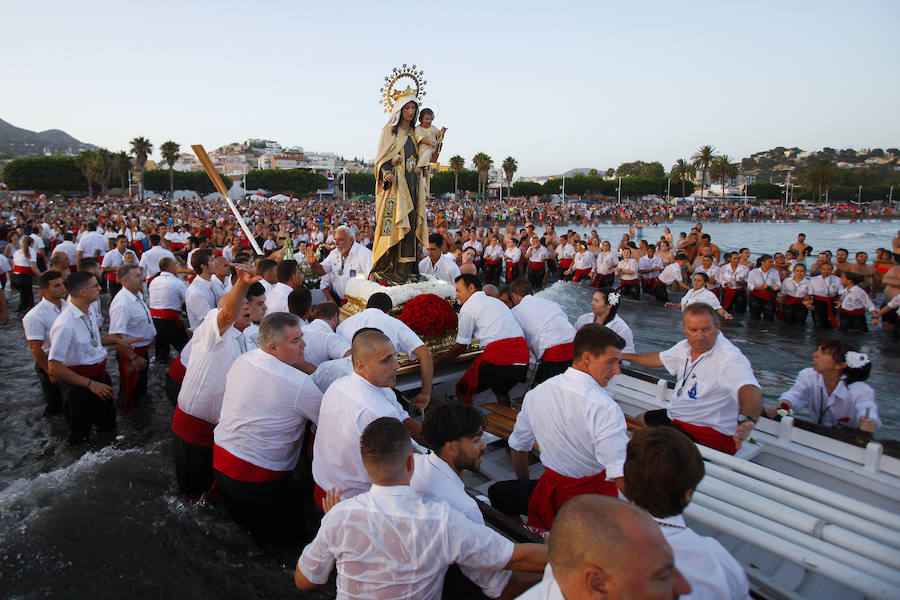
0, 118, 95, 158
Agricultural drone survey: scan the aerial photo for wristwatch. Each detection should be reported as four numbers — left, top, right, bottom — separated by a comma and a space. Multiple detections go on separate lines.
737, 414, 757, 425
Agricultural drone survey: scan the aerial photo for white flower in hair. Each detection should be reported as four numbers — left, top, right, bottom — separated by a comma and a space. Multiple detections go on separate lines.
607, 292, 621, 306
844, 351, 870, 369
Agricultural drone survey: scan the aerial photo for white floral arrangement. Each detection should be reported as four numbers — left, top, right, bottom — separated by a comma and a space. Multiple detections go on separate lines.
345, 275, 456, 307
844, 351, 870, 369
607, 291, 621, 306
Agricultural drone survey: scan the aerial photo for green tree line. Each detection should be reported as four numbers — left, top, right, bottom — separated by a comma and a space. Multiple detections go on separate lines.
143, 169, 233, 195
246, 169, 327, 195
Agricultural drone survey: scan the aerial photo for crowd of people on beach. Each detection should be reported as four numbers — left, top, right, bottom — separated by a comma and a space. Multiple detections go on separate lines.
1, 190, 897, 599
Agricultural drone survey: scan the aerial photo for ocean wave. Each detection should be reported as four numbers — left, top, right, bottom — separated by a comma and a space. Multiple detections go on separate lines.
839, 232, 870, 239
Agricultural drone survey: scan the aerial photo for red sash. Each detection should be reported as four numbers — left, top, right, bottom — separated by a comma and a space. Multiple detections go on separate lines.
842, 308, 865, 316
641, 277, 659, 290
148, 274, 159, 285
529, 261, 545, 271
813, 295, 840, 328
558, 259, 573, 269
69, 360, 112, 385
751, 289, 776, 302
314, 483, 327, 512
0, 273, 6, 287
485, 259, 501, 265
673, 420, 737, 455
171, 242, 185, 251
13, 265, 34, 275
456, 337, 529, 405
542, 342, 573, 362
172, 405, 215, 447
526, 467, 616, 532
150, 308, 184, 331
721, 286, 744, 309
592, 273, 614, 288
615, 278, 637, 291
117, 345, 150, 410
213, 444, 286, 483
784, 296, 804, 306
168, 354, 187, 382
572, 268, 591, 282
69, 265, 78, 272
505, 263, 517, 281
106, 271, 117, 283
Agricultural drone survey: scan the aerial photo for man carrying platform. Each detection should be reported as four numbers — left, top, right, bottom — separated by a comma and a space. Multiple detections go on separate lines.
508, 278, 576, 385
418, 232, 461, 283
438, 274, 529, 407
23, 270, 67, 414
622, 303, 762, 455
148, 257, 188, 362
171, 268, 265, 499
212, 312, 322, 546
312, 329, 426, 509
295, 417, 548, 598
488, 324, 628, 534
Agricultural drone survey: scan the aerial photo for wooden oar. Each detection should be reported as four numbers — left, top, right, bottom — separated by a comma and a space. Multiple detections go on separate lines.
191, 144, 263, 256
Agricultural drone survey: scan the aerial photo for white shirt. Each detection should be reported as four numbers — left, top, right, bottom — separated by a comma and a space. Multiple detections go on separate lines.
572, 250, 596, 271
807, 274, 843, 297
185, 277, 218, 331
655, 515, 750, 600
463, 239, 483, 256
266, 281, 293, 315
100, 248, 137, 273
839, 286, 876, 313
638, 255, 664, 279
557, 243, 575, 261
76, 231, 108, 258
747, 267, 781, 291
616, 257, 638, 281
457, 291, 524, 347
12, 247, 38, 268
210, 274, 231, 301
573, 313, 635, 355
680, 287, 723, 312
595, 251, 618, 275
148, 271, 187, 311
527, 245, 549, 263
511, 295, 576, 359
312, 371, 411, 498
720, 263, 750, 288
177, 308, 256, 424
509, 368, 629, 479
659, 262, 685, 286
515, 564, 564, 600
52, 240, 78, 264
48, 304, 107, 366
781, 277, 809, 298
0, 254, 9, 278
659, 333, 759, 436
484, 244, 504, 261
337, 308, 424, 356
311, 356, 353, 394
139, 245, 176, 280
411, 452, 512, 595
23, 298, 63, 354
417, 255, 461, 283
694, 264, 720, 289
504, 246, 522, 265
780, 368, 881, 430
319, 242, 372, 299
302, 319, 351, 367
108, 288, 156, 348
297, 485, 514, 600
214, 349, 322, 471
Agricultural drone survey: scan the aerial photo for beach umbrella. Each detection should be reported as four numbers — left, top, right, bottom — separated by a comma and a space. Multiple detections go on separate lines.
352, 194, 376, 202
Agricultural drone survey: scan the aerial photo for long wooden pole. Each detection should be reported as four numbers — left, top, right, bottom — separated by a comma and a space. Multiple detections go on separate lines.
191, 144, 263, 256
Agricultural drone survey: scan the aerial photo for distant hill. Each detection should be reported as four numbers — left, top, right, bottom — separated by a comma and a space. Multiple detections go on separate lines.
0, 117, 96, 157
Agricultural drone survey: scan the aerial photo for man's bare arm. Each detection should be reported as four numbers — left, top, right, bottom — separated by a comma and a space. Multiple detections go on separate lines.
619, 352, 663, 368
504, 543, 548, 573
293, 566, 318, 591
511, 449, 531, 481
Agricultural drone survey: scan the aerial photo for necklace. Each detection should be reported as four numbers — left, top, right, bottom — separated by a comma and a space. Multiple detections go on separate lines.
655, 519, 686, 529
80, 312, 99, 347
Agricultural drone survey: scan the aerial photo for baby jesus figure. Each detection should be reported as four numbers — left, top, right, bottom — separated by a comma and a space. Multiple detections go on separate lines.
414, 108, 447, 175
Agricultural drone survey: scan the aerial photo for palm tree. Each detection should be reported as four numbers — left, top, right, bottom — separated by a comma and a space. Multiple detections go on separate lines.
803, 159, 838, 201
669, 159, 696, 199
710, 154, 739, 201
160, 141, 181, 198
75, 150, 97, 197
502, 156, 518, 198
93, 148, 115, 195
130, 136, 153, 199
690, 144, 716, 204
113, 151, 132, 193
472, 152, 493, 199
449, 155, 465, 198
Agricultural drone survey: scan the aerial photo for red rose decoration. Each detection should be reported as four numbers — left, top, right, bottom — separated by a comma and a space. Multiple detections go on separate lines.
398, 293, 458, 337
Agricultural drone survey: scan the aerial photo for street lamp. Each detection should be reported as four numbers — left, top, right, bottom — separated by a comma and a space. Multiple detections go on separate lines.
341, 169, 348, 202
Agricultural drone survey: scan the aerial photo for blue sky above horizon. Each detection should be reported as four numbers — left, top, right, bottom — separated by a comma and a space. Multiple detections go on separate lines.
3, 0, 898, 176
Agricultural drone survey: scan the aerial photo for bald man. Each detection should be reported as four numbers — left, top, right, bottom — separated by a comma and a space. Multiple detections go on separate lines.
517, 495, 691, 599
311, 328, 425, 509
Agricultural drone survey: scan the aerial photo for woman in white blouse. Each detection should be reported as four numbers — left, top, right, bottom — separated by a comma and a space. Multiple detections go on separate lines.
836, 272, 877, 331
666, 272, 732, 320
615, 247, 640, 300
12, 236, 43, 312
780, 262, 810, 326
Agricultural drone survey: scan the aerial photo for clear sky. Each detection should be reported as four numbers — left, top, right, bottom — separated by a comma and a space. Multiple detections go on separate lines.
3, 0, 898, 176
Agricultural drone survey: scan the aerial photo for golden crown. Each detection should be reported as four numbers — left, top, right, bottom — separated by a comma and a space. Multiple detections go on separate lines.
379, 63, 427, 113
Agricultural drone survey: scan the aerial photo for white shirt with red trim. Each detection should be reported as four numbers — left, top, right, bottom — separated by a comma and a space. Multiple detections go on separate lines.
510, 294, 575, 359
23, 298, 63, 354
301, 319, 351, 367
456, 291, 524, 347
108, 288, 156, 348
148, 271, 187, 311
336, 308, 424, 356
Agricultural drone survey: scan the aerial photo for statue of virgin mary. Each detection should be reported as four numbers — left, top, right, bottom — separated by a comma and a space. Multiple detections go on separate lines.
370, 94, 429, 284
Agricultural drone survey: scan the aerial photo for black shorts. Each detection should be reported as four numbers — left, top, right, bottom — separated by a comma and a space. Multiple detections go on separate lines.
478, 363, 528, 397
